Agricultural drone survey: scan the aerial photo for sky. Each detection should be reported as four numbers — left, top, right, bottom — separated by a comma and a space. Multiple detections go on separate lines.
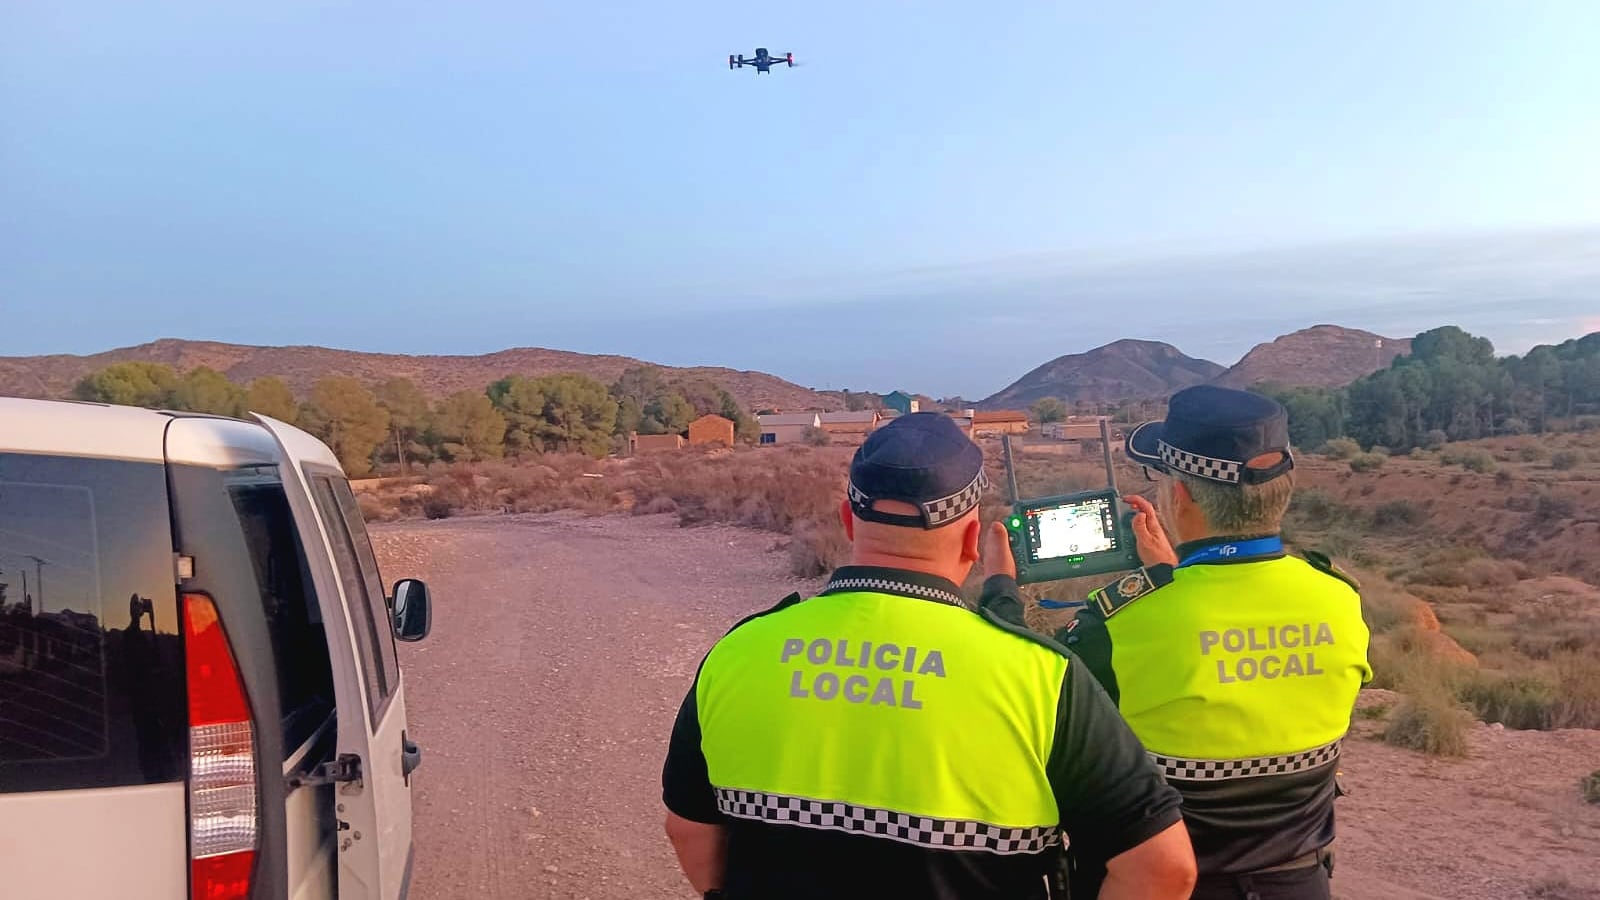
2, 1, 1598, 399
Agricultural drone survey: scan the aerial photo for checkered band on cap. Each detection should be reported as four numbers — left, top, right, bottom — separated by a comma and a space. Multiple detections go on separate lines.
1151, 739, 1342, 782
1158, 440, 1243, 484
849, 469, 989, 527
715, 788, 1063, 855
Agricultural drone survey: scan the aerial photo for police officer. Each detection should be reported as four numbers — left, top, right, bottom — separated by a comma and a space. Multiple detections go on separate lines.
661, 412, 1197, 900
986, 385, 1373, 900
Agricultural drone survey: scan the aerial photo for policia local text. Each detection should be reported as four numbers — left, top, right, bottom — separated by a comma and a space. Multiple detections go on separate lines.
781, 637, 947, 709
1200, 622, 1336, 683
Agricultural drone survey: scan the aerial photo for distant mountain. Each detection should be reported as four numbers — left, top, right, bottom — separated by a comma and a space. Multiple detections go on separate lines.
0, 339, 841, 413
979, 339, 1226, 409
1212, 325, 1411, 390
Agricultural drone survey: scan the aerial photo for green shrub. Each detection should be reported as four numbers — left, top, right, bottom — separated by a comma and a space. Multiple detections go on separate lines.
1288, 489, 1341, 526
1384, 684, 1472, 757
1501, 417, 1530, 436
1349, 453, 1387, 473
1550, 450, 1580, 471
1457, 673, 1557, 730
1322, 438, 1360, 460
1421, 430, 1449, 450
1519, 445, 1549, 463
801, 425, 832, 447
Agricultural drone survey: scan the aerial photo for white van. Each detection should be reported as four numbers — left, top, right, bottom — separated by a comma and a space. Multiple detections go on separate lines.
0, 397, 431, 900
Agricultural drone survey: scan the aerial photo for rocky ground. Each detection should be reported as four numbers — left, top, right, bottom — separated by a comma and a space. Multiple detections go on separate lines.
371, 512, 1600, 900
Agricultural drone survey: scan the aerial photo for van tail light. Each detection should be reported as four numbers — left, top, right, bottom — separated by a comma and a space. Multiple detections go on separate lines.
184, 593, 259, 900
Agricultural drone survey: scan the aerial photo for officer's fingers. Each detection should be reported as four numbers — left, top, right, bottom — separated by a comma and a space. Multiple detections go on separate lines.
1123, 494, 1156, 516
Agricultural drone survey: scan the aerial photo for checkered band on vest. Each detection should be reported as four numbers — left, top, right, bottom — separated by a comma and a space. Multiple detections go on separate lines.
1158, 440, 1243, 483
823, 576, 965, 608
715, 788, 1063, 855
1150, 739, 1342, 782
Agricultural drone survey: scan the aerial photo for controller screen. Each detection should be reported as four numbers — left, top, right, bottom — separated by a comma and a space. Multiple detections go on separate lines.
1026, 497, 1117, 561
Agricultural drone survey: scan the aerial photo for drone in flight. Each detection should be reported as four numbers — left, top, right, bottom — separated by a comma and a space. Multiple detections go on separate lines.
729, 47, 794, 74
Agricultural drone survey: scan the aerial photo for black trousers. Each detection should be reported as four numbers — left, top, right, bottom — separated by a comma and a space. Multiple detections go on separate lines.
1189, 862, 1331, 900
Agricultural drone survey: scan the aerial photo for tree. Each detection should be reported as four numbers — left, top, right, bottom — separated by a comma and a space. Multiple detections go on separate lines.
434, 391, 506, 462
537, 374, 617, 457
171, 367, 245, 417
299, 377, 390, 476
640, 391, 694, 435
72, 362, 179, 408
244, 377, 298, 423
375, 378, 433, 470
487, 375, 549, 455
1032, 397, 1068, 424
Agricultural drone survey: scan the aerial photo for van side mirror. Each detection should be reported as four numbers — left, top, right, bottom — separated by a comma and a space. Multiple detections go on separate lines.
391, 579, 432, 642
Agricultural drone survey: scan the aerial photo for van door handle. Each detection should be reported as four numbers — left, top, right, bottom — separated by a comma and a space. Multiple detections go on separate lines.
401, 730, 421, 784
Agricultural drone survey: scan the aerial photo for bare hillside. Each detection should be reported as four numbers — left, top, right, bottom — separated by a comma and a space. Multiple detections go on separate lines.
1213, 324, 1411, 389
979, 339, 1224, 408
0, 338, 841, 412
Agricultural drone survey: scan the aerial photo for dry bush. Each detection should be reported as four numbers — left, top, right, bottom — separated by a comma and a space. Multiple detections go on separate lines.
1384, 682, 1472, 757
1407, 550, 1523, 589
635, 495, 678, 515
1371, 500, 1425, 530
1367, 627, 1471, 692
1457, 672, 1557, 730
1359, 581, 1415, 634
1553, 650, 1600, 730
1529, 877, 1600, 900
1322, 438, 1361, 460
1349, 453, 1387, 473
1583, 771, 1600, 805
1520, 445, 1550, 463
1550, 450, 1581, 471
789, 518, 850, 578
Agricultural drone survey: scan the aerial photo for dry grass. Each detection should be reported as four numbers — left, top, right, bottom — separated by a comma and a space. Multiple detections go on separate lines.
1384, 682, 1473, 757
1553, 650, 1600, 730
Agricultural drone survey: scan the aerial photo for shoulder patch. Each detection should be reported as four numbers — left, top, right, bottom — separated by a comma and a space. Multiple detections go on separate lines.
978, 606, 1076, 659
723, 592, 803, 636
1088, 565, 1173, 619
1302, 550, 1361, 593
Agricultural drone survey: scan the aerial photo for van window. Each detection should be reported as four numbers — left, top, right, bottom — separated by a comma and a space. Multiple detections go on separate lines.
309, 474, 399, 724
224, 469, 335, 755
0, 453, 185, 793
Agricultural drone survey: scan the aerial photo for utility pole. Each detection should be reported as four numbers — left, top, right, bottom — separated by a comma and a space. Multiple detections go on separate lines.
25, 556, 47, 614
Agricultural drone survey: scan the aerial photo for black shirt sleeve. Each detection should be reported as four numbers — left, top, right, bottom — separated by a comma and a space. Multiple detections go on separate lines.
1057, 612, 1119, 704
1046, 659, 1183, 863
661, 673, 725, 824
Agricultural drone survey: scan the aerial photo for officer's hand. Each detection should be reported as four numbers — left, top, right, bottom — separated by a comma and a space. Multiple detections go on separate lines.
981, 521, 1018, 581
1124, 494, 1178, 568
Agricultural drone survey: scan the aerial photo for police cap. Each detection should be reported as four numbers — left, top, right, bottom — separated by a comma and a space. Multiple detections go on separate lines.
848, 412, 989, 529
1126, 384, 1294, 485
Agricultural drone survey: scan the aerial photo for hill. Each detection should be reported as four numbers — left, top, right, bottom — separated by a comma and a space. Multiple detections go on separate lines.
978, 339, 1225, 409
1213, 324, 1411, 389
0, 339, 841, 413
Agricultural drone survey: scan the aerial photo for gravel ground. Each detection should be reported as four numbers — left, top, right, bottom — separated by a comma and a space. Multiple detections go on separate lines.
370, 512, 1600, 900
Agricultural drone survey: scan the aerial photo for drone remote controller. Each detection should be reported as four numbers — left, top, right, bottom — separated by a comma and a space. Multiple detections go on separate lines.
999, 423, 1142, 585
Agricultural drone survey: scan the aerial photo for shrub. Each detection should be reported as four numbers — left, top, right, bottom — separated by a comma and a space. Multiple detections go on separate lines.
1461, 450, 1497, 473
1519, 445, 1549, 463
421, 494, 456, 519
1288, 489, 1342, 526
1349, 453, 1387, 473
1384, 684, 1472, 757
1552, 650, 1600, 730
1501, 418, 1530, 436
1421, 430, 1449, 450
1321, 438, 1360, 460
1583, 771, 1600, 805
1575, 416, 1600, 432
1533, 492, 1577, 524
788, 518, 849, 577
802, 425, 832, 447
1371, 501, 1425, 530
1550, 450, 1581, 471
636, 495, 678, 515
1495, 469, 1513, 485
1457, 672, 1557, 730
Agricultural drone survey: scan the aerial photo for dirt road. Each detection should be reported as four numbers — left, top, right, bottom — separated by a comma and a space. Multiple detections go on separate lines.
371, 513, 1600, 900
